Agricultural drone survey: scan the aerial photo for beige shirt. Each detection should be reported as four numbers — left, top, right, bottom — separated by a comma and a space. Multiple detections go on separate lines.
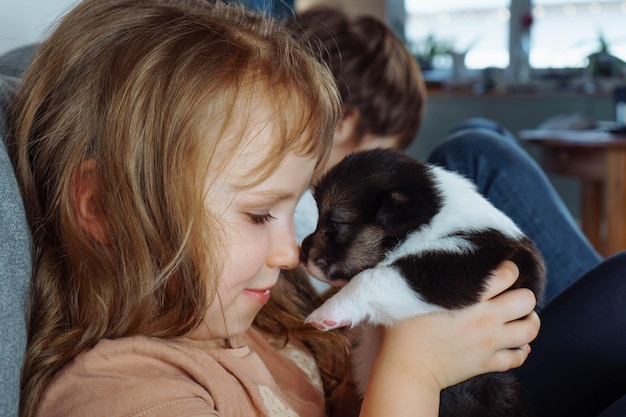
36, 329, 325, 417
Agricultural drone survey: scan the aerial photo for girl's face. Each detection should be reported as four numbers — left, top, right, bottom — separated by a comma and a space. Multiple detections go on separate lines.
186, 114, 316, 347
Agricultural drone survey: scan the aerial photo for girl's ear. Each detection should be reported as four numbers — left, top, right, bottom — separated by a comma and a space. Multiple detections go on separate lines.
72, 160, 109, 244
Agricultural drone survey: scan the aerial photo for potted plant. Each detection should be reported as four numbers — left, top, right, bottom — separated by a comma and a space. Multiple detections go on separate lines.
587, 30, 625, 78
411, 33, 451, 71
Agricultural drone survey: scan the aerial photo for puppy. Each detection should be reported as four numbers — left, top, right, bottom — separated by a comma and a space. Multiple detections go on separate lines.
300, 148, 545, 417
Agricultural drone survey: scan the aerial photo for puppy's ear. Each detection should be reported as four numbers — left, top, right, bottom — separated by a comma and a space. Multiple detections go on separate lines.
375, 189, 436, 237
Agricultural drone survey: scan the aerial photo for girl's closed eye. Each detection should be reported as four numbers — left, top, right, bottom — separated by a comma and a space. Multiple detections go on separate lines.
247, 212, 276, 225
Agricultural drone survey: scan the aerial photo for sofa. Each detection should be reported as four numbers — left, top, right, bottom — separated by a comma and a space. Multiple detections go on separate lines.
0, 45, 34, 417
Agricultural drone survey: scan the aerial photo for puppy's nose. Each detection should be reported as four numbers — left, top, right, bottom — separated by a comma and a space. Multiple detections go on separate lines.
300, 235, 312, 264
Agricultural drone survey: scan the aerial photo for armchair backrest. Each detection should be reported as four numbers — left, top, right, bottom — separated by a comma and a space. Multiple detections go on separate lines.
0, 74, 31, 417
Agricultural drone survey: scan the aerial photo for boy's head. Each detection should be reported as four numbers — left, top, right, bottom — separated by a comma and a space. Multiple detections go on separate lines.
286, 7, 426, 155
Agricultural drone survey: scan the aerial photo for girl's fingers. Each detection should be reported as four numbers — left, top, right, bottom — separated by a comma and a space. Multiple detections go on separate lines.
481, 261, 520, 300
492, 287, 538, 322
490, 344, 533, 373
502, 311, 541, 348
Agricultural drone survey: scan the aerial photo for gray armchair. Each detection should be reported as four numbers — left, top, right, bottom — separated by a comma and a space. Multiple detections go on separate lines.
0, 50, 33, 417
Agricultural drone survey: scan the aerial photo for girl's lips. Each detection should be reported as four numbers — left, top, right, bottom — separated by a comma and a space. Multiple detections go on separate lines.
244, 287, 273, 304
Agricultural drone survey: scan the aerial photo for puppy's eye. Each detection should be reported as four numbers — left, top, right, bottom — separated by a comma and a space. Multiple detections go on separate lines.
328, 220, 348, 233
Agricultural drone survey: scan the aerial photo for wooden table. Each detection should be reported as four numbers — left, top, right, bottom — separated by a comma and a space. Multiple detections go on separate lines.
519, 129, 626, 256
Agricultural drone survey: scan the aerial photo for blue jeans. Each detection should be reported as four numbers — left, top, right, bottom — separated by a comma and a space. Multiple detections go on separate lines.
427, 118, 602, 304
516, 250, 626, 417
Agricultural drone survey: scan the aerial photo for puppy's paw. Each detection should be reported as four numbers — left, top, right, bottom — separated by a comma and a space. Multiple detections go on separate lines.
305, 297, 362, 331
305, 315, 352, 331
304, 306, 352, 331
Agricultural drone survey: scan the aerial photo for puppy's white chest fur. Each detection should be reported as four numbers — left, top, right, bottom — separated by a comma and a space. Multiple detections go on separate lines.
306, 265, 444, 330
305, 266, 445, 395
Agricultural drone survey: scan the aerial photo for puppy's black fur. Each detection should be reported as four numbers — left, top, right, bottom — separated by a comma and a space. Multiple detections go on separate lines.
300, 148, 545, 417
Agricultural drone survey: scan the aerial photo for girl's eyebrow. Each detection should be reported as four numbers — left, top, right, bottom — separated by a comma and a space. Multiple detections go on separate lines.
243, 190, 297, 202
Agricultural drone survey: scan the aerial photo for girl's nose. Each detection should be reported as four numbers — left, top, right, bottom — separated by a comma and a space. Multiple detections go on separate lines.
267, 230, 300, 270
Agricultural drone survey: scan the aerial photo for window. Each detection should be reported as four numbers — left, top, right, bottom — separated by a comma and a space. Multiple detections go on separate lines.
404, 0, 626, 71
531, 1, 626, 68
405, 0, 510, 70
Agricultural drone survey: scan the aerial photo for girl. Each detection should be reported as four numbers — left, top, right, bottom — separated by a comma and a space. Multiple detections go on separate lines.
8, 1, 539, 416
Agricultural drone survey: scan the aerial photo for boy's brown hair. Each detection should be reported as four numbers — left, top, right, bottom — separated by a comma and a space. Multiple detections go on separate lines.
286, 7, 427, 150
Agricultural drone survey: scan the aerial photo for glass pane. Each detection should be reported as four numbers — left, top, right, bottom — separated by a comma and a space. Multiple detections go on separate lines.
531, 0, 626, 68
405, 0, 510, 70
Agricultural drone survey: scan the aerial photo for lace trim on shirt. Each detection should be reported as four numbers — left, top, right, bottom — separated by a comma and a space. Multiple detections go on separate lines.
268, 338, 324, 393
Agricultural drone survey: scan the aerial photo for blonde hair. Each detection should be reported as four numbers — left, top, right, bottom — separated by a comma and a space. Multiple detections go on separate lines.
8, 0, 341, 415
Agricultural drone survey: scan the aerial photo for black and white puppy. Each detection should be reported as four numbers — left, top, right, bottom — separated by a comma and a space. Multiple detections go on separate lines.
300, 148, 545, 417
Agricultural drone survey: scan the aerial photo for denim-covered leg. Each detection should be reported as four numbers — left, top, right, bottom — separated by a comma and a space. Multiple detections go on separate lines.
427, 118, 602, 304
514, 251, 626, 417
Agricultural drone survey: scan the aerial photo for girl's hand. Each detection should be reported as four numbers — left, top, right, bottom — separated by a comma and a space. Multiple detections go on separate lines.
359, 261, 540, 417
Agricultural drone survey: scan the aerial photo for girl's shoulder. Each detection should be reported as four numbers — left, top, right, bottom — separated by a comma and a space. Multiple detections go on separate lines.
36, 336, 219, 416
37, 332, 325, 417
